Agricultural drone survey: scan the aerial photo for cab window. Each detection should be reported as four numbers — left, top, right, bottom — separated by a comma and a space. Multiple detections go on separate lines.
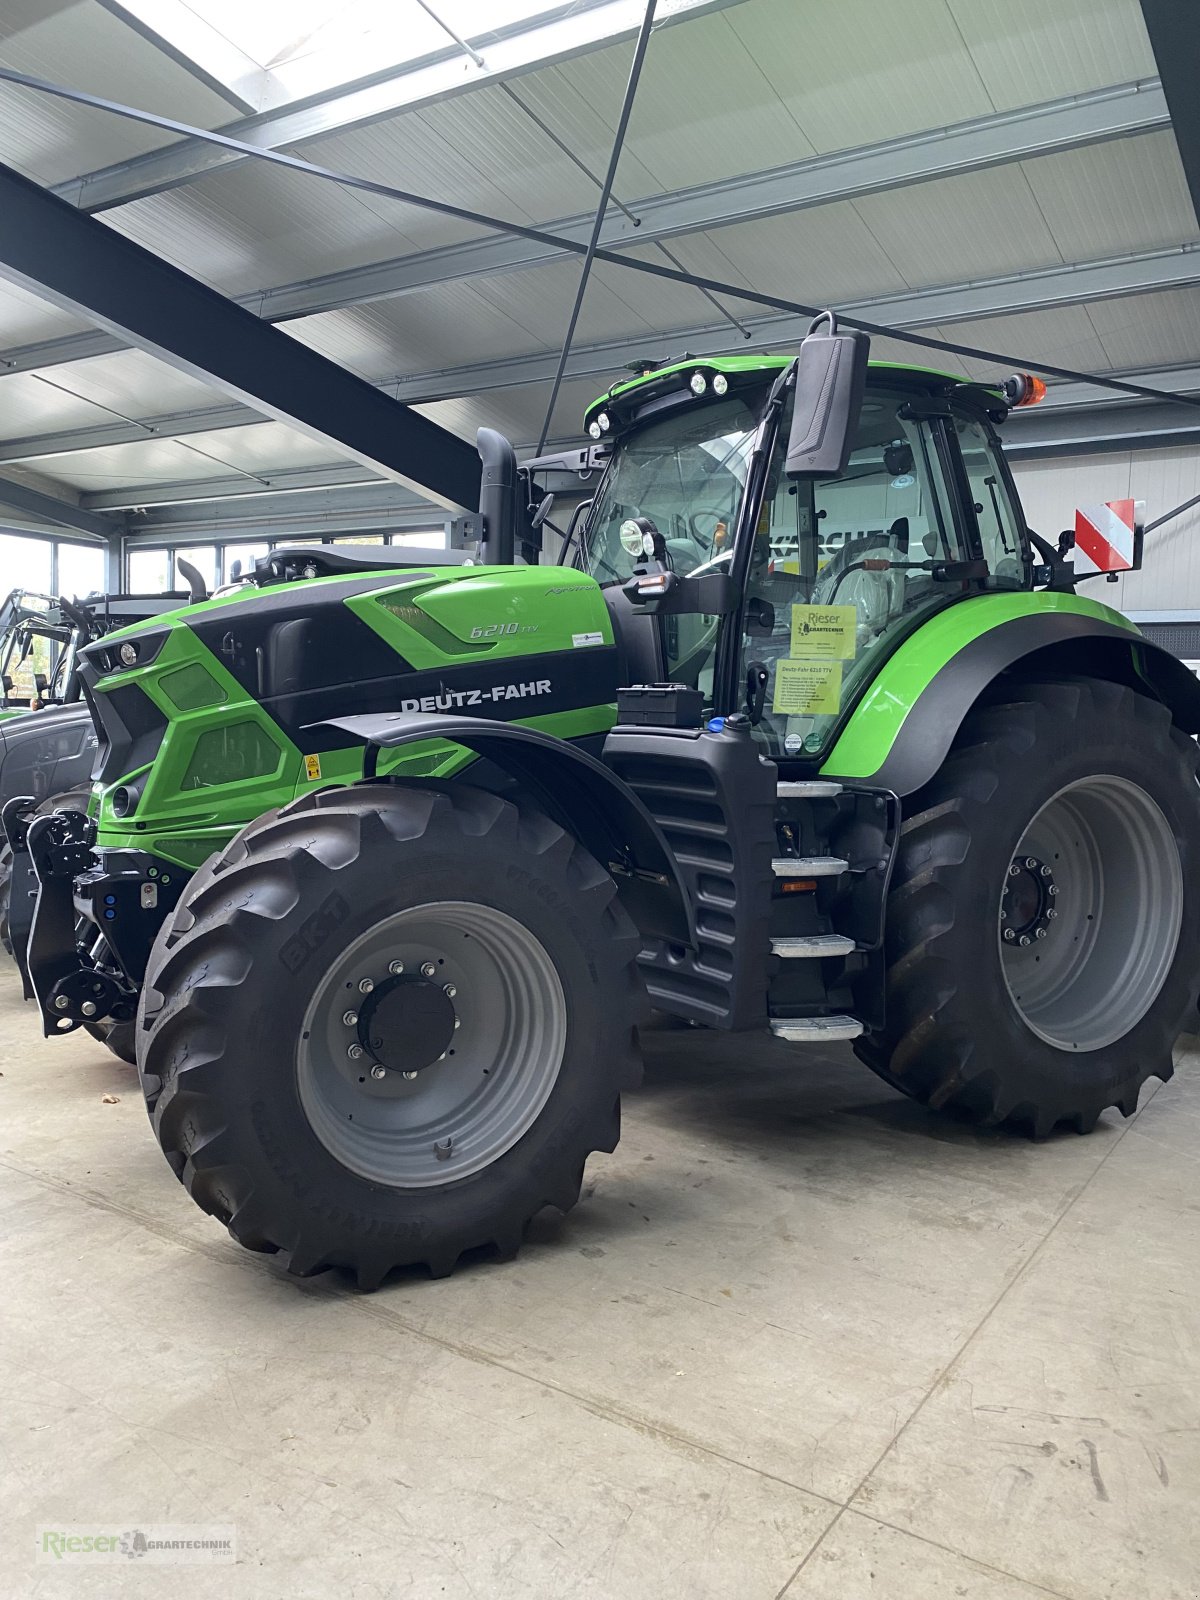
955, 415, 1027, 587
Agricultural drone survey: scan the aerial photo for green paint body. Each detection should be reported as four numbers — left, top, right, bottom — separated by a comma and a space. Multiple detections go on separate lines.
90, 564, 615, 870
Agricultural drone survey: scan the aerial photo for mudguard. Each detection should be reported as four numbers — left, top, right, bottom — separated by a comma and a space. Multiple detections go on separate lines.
317, 711, 694, 948
822, 593, 1200, 797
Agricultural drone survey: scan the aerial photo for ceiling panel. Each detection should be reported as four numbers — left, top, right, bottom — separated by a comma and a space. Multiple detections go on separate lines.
0, 278, 91, 349
910, 305, 1114, 383
851, 162, 1065, 288
0, 1, 231, 184
948, 0, 1156, 111
1086, 286, 1200, 370
1020, 130, 1198, 263
728, 0, 990, 154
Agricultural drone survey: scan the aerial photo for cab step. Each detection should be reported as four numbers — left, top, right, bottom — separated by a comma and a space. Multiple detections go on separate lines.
770, 1015, 864, 1043
776, 780, 842, 799
770, 934, 856, 959
771, 856, 848, 877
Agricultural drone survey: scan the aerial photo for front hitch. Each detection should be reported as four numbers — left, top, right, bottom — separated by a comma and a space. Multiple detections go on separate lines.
25, 807, 117, 1036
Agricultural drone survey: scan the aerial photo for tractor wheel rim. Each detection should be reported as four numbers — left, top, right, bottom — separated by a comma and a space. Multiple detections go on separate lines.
297, 900, 566, 1186
998, 774, 1183, 1052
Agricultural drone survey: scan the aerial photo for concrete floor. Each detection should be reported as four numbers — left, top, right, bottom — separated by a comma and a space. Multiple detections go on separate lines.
2, 964, 1199, 1600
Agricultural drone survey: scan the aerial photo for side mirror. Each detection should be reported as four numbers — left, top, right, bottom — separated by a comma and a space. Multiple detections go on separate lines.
786, 312, 870, 479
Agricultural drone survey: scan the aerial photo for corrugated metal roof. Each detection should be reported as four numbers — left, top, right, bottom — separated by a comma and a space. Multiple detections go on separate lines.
0, 0, 1192, 539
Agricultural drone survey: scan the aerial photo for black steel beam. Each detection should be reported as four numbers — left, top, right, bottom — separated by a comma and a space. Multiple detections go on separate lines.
0, 160, 481, 512
1140, 1, 1200, 231
0, 473, 115, 537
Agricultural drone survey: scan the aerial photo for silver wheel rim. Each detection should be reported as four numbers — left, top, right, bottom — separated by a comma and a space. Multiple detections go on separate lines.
297, 901, 566, 1186
999, 775, 1183, 1052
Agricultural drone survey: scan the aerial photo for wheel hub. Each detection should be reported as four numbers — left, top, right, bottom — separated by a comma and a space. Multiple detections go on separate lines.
1001, 853, 1058, 947
357, 973, 456, 1074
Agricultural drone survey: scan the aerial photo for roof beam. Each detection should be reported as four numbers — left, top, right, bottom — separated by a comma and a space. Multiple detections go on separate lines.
0, 474, 116, 537
1, 80, 1169, 382
1139, 2, 1200, 232
52, 0, 745, 213
1005, 397, 1200, 459
0, 403, 260, 464
1034, 361, 1200, 410
87, 461, 387, 511
0, 159, 480, 510
380, 243, 1200, 404
5, 242, 1198, 467
126, 483, 453, 542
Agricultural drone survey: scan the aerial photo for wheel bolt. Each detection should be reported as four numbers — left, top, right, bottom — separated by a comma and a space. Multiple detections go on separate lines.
1040, 864, 1051, 877
1048, 908, 1058, 919
402, 1070, 418, 1081
371, 1064, 387, 1080
358, 977, 374, 994
421, 962, 437, 979
342, 1009, 358, 1026
1003, 928, 1016, 941
388, 960, 405, 976
443, 983, 457, 998
81, 1001, 97, 1017
1025, 857, 1038, 869
453, 1017, 461, 1029
1019, 934, 1031, 947
1047, 885, 1058, 896
1008, 864, 1020, 877
347, 1043, 363, 1060
53, 995, 69, 1011
1035, 927, 1047, 939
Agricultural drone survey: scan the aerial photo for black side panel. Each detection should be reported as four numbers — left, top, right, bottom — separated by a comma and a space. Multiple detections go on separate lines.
603, 720, 777, 1030
0, 704, 95, 805
88, 681, 169, 783
840, 616, 1200, 797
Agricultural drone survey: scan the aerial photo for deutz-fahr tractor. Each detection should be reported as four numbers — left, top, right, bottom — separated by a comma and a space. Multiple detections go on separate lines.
8, 318, 1200, 1289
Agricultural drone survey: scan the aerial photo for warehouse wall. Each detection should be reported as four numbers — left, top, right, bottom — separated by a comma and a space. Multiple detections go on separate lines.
1011, 446, 1200, 615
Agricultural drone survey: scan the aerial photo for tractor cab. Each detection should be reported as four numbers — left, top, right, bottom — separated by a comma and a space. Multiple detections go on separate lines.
572, 337, 1038, 761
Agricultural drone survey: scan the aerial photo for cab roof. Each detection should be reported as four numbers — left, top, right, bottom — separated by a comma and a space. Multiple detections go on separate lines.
584, 354, 1000, 431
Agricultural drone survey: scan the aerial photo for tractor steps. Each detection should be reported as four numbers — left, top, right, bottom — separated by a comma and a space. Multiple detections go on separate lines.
770, 933, 856, 959
776, 780, 842, 799
770, 1015, 864, 1043
771, 855, 848, 878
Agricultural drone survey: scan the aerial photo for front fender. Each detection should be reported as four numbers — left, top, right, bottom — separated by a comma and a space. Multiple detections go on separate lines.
823, 592, 1200, 797
318, 711, 694, 948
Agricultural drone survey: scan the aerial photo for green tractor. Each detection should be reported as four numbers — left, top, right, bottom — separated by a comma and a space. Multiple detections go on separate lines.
9, 318, 1200, 1288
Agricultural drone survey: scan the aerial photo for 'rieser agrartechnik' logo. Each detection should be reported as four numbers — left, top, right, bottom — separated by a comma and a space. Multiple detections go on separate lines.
37, 1525, 236, 1565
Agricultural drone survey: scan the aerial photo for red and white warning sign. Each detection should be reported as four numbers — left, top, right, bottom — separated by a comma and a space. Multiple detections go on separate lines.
1074, 499, 1142, 575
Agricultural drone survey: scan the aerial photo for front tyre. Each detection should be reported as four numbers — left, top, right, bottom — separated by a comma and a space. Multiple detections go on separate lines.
857, 679, 1200, 1134
137, 783, 644, 1287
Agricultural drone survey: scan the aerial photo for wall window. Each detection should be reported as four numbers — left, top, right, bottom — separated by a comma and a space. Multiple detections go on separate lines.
56, 542, 106, 600
220, 543, 269, 582
127, 546, 173, 594
0, 533, 53, 595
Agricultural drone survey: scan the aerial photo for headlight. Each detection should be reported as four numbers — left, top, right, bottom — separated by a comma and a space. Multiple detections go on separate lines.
588, 421, 602, 439
712, 373, 729, 395
690, 371, 707, 395
118, 641, 139, 666
597, 412, 611, 432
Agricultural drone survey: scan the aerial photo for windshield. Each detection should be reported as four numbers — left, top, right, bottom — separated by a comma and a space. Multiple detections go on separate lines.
741, 386, 964, 758
580, 395, 759, 585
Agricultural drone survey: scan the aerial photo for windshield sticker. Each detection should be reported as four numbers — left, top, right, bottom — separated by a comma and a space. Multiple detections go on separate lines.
789, 604, 856, 659
773, 659, 843, 717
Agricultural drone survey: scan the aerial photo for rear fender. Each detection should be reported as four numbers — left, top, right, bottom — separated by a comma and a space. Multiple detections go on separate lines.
824, 605, 1200, 797
318, 711, 694, 947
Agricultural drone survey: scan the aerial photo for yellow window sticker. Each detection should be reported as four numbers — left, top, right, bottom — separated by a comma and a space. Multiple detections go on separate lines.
304, 754, 322, 781
773, 659, 843, 716
790, 604, 856, 659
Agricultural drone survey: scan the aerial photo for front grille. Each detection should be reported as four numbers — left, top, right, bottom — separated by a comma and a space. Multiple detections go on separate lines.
88, 680, 169, 783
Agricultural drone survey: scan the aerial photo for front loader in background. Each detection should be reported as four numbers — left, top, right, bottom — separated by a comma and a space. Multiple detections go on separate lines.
8, 315, 1200, 1289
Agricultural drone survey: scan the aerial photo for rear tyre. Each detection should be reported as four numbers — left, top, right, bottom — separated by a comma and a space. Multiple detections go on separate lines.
856, 679, 1200, 1135
137, 782, 645, 1287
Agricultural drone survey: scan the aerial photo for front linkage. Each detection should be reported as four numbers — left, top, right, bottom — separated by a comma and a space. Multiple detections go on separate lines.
2, 794, 183, 1037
